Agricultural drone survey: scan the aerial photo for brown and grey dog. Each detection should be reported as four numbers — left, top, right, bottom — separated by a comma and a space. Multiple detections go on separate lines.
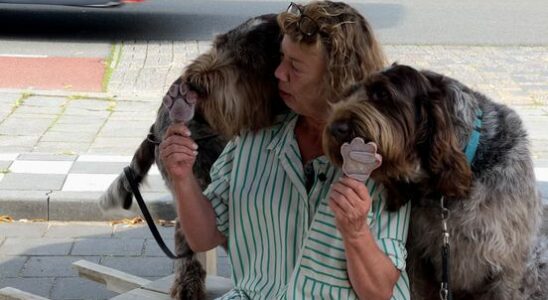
99, 14, 284, 300
324, 64, 548, 300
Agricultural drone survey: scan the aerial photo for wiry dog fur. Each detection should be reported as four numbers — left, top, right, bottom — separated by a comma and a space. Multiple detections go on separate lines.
99, 14, 283, 300
323, 64, 548, 300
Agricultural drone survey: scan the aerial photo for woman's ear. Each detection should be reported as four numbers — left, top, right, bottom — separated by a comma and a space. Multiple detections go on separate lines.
423, 93, 472, 199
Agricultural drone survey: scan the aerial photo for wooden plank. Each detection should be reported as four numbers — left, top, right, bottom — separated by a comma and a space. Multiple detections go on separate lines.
143, 274, 232, 299
109, 288, 171, 300
196, 249, 218, 275
72, 260, 151, 294
0, 287, 50, 300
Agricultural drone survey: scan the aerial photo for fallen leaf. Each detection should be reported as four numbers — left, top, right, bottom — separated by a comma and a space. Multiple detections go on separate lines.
110, 216, 144, 226
0, 215, 14, 223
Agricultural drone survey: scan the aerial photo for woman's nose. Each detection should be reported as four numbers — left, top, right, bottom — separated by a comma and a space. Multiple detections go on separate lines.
274, 62, 288, 82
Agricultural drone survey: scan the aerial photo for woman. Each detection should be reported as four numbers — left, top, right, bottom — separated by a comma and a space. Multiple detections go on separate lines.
160, 1, 410, 299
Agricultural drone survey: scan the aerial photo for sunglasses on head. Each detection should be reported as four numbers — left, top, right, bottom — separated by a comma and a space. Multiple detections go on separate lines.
287, 2, 320, 38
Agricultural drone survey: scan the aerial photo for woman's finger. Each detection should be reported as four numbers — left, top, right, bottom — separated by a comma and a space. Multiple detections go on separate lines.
338, 177, 370, 203
329, 188, 354, 213
328, 197, 344, 216
331, 183, 359, 209
161, 135, 198, 151
163, 152, 196, 165
160, 143, 198, 160
163, 123, 192, 140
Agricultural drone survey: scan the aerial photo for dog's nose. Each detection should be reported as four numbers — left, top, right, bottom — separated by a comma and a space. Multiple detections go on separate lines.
329, 121, 351, 141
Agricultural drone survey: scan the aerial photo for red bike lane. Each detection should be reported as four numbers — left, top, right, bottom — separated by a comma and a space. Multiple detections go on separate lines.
0, 56, 106, 92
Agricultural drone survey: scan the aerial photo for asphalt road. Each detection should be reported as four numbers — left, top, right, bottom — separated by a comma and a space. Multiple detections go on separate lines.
0, 0, 546, 45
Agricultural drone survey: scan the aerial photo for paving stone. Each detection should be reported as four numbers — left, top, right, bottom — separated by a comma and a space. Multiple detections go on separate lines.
99, 120, 153, 138
100, 256, 174, 277
48, 191, 114, 222
0, 135, 40, 149
9, 160, 73, 175
0, 256, 28, 278
71, 238, 143, 256
113, 223, 174, 240
0, 173, 65, 191
0, 117, 54, 135
69, 161, 128, 174
143, 238, 176, 257
61, 173, 117, 192
0, 222, 48, 238
49, 122, 103, 133
21, 256, 101, 277
33, 142, 91, 154
14, 105, 63, 115
62, 106, 110, 118
0, 146, 33, 153
0, 238, 73, 255
55, 115, 107, 124
0, 191, 48, 220
40, 131, 96, 143
17, 153, 77, 161
0, 92, 20, 102
0, 161, 11, 169
50, 276, 117, 300
0, 277, 55, 298
44, 222, 113, 239
24, 96, 67, 107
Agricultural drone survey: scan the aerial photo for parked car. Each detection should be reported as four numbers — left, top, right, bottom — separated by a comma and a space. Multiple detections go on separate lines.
0, 0, 143, 8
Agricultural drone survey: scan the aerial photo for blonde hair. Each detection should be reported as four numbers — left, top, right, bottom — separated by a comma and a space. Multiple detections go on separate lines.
277, 1, 387, 103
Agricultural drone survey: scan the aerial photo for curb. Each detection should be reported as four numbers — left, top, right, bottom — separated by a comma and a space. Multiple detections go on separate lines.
0, 190, 176, 222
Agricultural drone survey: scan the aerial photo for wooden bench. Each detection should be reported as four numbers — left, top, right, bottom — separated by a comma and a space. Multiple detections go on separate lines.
0, 249, 232, 300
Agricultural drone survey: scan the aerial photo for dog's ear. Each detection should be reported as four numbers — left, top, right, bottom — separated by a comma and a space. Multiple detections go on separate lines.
422, 92, 472, 199
384, 180, 417, 211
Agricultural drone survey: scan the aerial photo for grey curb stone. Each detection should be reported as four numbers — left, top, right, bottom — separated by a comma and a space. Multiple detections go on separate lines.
0, 191, 49, 220
47, 191, 174, 222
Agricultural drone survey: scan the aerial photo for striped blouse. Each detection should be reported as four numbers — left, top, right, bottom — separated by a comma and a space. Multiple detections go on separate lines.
203, 112, 411, 299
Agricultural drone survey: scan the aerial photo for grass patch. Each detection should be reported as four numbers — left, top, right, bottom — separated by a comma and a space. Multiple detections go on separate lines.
106, 100, 117, 112
102, 43, 123, 92
67, 94, 86, 100
12, 93, 32, 110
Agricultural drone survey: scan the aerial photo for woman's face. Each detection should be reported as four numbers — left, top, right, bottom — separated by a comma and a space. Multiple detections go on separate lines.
275, 35, 328, 120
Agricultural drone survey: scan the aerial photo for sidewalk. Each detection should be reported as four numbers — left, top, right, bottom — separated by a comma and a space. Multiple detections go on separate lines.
0, 42, 547, 299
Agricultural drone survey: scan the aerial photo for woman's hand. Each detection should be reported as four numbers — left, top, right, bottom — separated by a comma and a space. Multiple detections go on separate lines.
328, 177, 372, 241
159, 123, 199, 181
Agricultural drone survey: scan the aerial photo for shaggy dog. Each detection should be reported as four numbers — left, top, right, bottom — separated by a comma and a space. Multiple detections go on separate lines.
323, 64, 548, 299
99, 14, 284, 300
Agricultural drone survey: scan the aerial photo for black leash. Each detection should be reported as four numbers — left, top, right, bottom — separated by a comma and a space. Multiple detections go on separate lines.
123, 166, 183, 260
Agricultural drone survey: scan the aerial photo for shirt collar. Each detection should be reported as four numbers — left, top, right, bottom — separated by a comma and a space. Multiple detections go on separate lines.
266, 112, 299, 154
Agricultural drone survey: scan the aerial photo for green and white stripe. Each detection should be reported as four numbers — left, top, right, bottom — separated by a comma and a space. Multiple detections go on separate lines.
204, 112, 411, 300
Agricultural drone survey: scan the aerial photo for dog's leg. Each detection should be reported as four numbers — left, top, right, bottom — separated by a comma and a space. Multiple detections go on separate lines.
170, 220, 206, 300
99, 125, 157, 211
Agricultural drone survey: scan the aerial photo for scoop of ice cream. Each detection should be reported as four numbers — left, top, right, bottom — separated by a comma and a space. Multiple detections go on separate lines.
340, 138, 382, 182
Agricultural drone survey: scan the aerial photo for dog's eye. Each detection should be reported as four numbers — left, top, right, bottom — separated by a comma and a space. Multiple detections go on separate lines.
369, 83, 390, 102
